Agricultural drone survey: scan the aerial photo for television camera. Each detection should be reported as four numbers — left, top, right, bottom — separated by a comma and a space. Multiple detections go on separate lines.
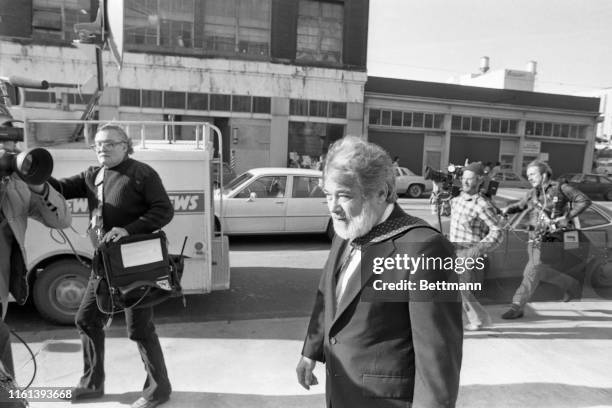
424, 164, 464, 197
1, 83, 54, 185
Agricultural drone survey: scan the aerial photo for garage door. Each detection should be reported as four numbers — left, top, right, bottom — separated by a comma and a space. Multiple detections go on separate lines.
541, 142, 584, 175
450, 135, 500, 167
368, 130, 425, 175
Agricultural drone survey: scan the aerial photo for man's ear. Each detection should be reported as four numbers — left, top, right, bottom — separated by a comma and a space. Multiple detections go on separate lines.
377, 186, 388, 203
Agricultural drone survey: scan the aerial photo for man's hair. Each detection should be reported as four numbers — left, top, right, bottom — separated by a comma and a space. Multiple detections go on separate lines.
97, 123, 134, 154
527, 159, 552, 179
323, 136, 397, 203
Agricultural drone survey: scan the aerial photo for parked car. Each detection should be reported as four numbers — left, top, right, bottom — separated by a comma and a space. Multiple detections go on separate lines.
215, 168, 333, 237
595, 159, 612, 175
564, 173, 612, 201
557, 173, 577, 183
211, 159, 236, 188
394, 166, 433, 198
491, 170, 531, 189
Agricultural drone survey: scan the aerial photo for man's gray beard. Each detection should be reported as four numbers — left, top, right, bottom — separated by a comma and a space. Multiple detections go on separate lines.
333, 201, 382, 241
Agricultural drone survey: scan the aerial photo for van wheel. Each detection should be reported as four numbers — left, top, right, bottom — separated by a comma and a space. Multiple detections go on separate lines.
326, 220, 335, 241
33, 259, 90, 325
407, 184, 424, 198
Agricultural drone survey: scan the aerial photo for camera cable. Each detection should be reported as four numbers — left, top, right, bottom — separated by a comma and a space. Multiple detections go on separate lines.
9, 329, 36, 390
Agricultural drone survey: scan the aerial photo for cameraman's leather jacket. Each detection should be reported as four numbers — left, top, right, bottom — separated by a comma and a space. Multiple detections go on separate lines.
505, 181, 591, 230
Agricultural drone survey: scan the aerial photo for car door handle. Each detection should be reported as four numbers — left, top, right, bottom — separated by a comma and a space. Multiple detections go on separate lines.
275, 201, 285, 204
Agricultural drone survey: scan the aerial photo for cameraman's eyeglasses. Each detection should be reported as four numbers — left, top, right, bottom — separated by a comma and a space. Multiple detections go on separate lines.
90, 141, 126, 150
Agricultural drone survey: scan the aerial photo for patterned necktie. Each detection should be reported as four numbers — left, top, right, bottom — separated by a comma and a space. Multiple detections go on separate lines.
89, 167, 105, 247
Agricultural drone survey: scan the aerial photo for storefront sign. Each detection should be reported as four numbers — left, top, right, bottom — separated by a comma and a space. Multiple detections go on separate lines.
523, 141, 541, 155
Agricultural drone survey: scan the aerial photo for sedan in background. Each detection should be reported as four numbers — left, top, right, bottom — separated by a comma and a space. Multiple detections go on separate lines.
394, 166, 433, 198
215, 168, 333, 237
491, 170, 531, 189
565, 173, 612, 201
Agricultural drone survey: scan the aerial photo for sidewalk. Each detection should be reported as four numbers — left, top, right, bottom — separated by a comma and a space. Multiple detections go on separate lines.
10, 301, 612, 408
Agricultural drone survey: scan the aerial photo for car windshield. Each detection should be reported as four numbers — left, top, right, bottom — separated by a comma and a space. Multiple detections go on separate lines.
223, 172, 253, 194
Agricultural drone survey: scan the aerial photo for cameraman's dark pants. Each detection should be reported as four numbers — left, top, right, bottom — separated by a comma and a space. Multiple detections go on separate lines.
75, 274, 172, 400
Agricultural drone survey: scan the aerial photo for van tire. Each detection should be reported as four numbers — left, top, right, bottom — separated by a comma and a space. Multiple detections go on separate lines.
33, 259, 90, 325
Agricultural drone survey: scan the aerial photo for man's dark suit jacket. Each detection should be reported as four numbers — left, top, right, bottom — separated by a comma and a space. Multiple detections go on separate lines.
302, 208, 463, 408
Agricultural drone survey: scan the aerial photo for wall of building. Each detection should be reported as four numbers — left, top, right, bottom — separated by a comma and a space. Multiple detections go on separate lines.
0, 41, 366, 173
365, 89, 598, 177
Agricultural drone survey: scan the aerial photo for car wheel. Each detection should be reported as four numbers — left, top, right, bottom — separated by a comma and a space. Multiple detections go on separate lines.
326, 220, 335, 241
407, 184, 424, 198
33, 259, 90, 325
605, 190, 612, 201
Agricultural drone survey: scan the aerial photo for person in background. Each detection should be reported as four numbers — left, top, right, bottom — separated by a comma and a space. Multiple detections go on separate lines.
500, 160, 591, 319
431, 161, 503, 331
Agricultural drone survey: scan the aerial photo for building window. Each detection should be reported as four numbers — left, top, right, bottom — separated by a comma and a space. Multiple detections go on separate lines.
125, 0, 195, 47
452, 115, 519, 135
309, 100, 328, 117
120, 89, 141, 107
32, 0, 91, 41
232, 95, 251, 112
329, 102, 347, 119
370, 109, 445, 130
125, 0, 270, 55
67, 93, 94, 104
210, 94, 231, 111
471, 117, 481, 132
369, 109, 381, 125
200, 0, 271, 56
288, 121, 344, 168
525, 120, 587, 139
252, 96, 271, 114
24, 91, 56, 103
296, 0, 343, 64
164, 91, 186, 109
381, 110, 391, 126
142, 90, 163, 108
187, 92, 209, 110
290, 99, 309, 116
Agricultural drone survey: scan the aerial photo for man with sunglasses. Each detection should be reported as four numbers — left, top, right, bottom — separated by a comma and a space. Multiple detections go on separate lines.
49, 123, 174, 408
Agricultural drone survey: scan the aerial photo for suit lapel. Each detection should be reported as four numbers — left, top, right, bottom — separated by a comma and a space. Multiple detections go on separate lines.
324, 238, 348, 322
331, 240, 396, 328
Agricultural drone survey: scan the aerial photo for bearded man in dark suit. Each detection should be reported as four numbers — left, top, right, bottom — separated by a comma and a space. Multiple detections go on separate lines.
296, 136, 463, 408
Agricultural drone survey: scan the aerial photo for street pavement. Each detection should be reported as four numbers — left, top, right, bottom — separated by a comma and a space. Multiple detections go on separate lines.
7, 213, 612, 408
9, 301, 612, 408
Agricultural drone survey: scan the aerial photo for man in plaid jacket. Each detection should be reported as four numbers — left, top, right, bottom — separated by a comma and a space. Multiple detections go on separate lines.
431, 161, 503, 331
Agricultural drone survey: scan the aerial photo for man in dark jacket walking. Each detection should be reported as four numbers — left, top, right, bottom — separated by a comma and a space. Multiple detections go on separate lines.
296, 136, 463, 408
50, 124, 173, 408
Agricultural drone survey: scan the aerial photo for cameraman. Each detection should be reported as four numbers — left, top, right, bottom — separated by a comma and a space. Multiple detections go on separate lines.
49, 124, 173, 408
500, 160, 590, 319
0, 113, 71, 380
431, 162, 503, 331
